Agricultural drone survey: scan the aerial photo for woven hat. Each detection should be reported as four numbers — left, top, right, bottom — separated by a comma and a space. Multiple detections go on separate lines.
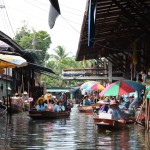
110, 100, 117, 105
37, 97, 45, 104
15, 93, 19, 96
23, 91, 28, 95
44, 93, 53, 100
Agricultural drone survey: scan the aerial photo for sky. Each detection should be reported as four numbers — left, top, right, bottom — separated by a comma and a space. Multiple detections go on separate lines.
0, 0, 87, 56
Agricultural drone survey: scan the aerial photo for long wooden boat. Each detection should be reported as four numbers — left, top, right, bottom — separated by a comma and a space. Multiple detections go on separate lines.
93, 116, 126, 130
78, 103, 101, 114
28, 110, 70, 119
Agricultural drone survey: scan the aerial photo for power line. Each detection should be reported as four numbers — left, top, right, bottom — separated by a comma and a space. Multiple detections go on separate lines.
1, 0, 15, 37
24, 0, 48, 12
0, 4, 11, 35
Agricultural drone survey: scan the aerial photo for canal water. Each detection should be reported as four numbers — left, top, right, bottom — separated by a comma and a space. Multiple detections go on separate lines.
0, 105, 150, 150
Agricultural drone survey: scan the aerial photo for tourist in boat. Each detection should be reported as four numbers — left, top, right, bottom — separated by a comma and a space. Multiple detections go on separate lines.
83, 95, 91, 106
57, 101, 65, 112
47, 99, 54, 112
44, 93, 53, 104
108, 100, 124, 121
36, 98, 47, 111
53, 99, 59, 112
36, 97, 47, 111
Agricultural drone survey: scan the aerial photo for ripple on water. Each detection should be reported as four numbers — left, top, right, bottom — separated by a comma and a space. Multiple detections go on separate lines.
0, 105, 150, 149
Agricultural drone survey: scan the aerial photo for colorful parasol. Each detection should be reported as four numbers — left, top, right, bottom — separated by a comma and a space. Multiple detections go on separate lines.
89, 83, 104, 91
80, 81, 99, 90
99, 80, 145, 97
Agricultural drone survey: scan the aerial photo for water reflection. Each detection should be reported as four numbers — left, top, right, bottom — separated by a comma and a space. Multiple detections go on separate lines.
0, 105, 150, 149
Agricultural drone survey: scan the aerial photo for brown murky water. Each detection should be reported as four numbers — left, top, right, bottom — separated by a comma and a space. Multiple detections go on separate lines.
0, 105, 150, 150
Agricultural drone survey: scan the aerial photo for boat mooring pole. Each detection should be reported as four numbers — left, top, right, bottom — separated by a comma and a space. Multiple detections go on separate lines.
145, 98, 150, 131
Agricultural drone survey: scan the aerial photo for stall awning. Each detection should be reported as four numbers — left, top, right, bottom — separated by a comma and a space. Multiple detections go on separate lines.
28, 62, 55, 74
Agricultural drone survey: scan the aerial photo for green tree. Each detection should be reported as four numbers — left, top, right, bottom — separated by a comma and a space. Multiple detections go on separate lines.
42, 46, 87, 87
14, 23, 51, 66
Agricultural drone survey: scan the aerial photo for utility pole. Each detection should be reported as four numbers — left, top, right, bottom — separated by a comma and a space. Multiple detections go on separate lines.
32, 29, 36, 50
0, 5, 5, 8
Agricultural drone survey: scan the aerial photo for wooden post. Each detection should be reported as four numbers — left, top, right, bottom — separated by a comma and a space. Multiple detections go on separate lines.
8, 95, 12, 115
2, 96, 5, 105
145, 98, 150, 131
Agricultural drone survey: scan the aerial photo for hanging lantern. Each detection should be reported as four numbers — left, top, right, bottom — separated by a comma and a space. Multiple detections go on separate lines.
0, 68, 5, 74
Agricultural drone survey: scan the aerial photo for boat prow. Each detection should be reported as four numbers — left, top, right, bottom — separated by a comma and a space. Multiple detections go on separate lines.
28, 110, 70, 119
93, 116, 126, 130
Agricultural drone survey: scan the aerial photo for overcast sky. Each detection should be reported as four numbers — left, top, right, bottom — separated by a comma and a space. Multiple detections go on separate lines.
0, 0, 87, 56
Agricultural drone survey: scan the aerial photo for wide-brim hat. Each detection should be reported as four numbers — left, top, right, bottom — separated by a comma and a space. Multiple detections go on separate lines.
44, 93, 53, 99
97, 100, 110, 105
37, 97, 45, 104
110, 100, 117, 105
23, 91, 28, 95
15, 93, 19, 96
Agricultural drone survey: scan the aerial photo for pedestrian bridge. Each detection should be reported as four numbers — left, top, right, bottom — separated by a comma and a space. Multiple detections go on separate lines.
61, 68, 125, 81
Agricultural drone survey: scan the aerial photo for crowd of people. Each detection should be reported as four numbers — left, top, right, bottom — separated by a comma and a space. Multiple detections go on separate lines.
11, 91, 33, 111
79, 90, 145, 121
35, 93, 73, 112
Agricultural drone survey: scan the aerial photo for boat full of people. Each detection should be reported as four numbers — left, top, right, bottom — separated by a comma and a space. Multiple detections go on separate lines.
28, 93, 71, 119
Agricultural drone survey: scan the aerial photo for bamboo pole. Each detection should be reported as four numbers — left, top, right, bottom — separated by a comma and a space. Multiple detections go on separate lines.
145, 98, 150, 131
134, 98, 146, 125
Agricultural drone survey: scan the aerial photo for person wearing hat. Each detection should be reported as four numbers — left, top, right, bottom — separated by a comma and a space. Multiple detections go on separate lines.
36, 97, 47, 111
11, 92, 22, 110
99, 100, 110, 113
21, 91, 29, 111
44, 93, 53, 104
108, 100, 124, 121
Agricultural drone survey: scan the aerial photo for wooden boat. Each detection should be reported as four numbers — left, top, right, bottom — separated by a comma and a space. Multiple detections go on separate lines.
28, 110, 70, 119
93, 115, 126, 130
78, 103, 101, 114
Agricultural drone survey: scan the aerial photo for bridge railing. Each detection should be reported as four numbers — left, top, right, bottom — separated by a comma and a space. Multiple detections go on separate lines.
62, 68, 108, 77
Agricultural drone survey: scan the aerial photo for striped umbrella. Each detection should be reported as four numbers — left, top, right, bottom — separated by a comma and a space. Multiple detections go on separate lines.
80, 81, 99, 90
90, 83, 104, 91
99, 80, 145, 97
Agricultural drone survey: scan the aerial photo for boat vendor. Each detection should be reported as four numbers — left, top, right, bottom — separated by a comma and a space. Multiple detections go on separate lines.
99, 100, 110, 113
21, 91, 30, 111
11, 93, 22, 109
108, 100, 125, 121
36, 97, 47, 111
